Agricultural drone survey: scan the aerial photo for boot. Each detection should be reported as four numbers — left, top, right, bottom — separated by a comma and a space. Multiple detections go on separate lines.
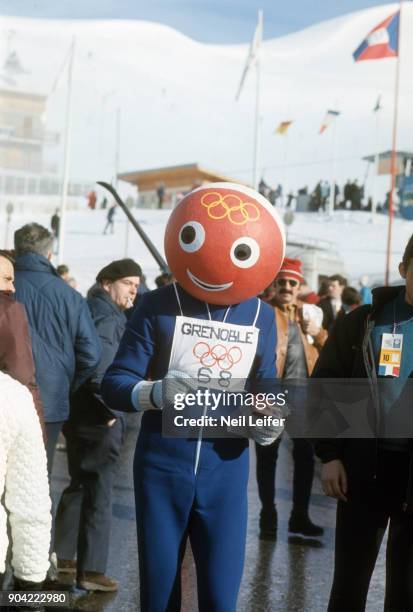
288, 509, 324, 537
77, 571, 118, 592
259, 505, 278, 539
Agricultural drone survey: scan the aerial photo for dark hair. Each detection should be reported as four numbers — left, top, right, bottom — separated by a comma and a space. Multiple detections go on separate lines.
402, 234, 413, 269
317, 279, 329, 298
155, 273, 173, 288
342, 286, 361, 307
0, 249, 15, 265
57, 264, 69, 276
14, 223, 53, 257
329, 274, 347, 287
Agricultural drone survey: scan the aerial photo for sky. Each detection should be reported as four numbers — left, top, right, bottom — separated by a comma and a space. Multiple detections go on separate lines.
0, 0, 397, 43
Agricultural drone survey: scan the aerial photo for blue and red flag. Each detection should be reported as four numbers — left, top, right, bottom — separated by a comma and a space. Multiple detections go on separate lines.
353, 10, 400, 62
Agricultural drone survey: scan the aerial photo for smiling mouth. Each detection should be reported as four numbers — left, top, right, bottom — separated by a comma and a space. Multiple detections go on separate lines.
187, 269, 233, 292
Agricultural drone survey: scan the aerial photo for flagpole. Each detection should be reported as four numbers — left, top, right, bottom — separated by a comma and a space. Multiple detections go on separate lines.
371, 102, 380, 222
282, 130, 289, 208
328, 118, 338, 216
385, 1, 402, 285
252, 9, 263, 189
57, 37, 75, 265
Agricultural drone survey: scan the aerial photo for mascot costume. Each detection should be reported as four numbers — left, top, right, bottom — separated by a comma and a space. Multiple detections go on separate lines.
102, 182, 285, 611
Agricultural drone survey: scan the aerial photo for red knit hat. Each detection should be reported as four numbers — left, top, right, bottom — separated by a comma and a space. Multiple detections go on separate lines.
276, 257, 304, 283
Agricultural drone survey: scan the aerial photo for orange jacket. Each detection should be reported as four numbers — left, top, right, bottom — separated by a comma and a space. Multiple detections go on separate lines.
272, 299, 327, 378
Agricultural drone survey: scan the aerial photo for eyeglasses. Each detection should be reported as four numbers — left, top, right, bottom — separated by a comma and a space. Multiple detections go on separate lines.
275, 278, 299, 288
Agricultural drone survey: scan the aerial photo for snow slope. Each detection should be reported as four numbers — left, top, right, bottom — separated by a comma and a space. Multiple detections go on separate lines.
0, 207, 409, 294
1, 3, 412, 193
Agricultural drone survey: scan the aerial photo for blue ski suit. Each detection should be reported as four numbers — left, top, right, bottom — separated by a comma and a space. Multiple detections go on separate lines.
102, 283, 277, 611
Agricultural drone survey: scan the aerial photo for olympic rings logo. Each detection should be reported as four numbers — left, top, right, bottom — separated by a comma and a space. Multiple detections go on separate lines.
200, 192, 260, 226
193, 342, 243, 370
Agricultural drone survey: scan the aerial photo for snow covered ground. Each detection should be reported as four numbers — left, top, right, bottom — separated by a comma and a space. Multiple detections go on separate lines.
1, 206, 410, 295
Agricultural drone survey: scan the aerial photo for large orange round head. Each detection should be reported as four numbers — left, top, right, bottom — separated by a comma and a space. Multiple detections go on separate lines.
164, 182, 285, 305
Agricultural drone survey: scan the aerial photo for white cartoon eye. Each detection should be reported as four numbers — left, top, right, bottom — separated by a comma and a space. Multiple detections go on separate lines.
179, 221, 205, 252
230, 237, 260, 269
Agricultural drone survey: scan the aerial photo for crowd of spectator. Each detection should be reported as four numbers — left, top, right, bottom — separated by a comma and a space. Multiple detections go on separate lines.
2, 216, 405, 612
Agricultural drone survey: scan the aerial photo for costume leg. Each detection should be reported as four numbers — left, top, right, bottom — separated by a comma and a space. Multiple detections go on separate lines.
134, 438, 195, 612
190, 447, 249, 612
328, 499, 388, 612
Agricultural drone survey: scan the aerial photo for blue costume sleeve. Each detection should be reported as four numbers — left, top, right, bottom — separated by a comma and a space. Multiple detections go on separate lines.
247, 301, 278, 394
101, 293, 157, 413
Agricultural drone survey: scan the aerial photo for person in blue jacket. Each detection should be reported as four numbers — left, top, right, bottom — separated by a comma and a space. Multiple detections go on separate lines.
55, 258, 142, 592
102, 183, 286, 611
13, 223, 101, 473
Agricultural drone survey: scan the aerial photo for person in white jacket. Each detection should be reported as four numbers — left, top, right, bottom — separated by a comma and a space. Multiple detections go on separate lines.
0, 371, 51, 586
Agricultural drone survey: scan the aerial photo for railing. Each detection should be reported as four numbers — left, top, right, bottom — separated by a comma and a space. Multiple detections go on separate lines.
286, 232, 338, 253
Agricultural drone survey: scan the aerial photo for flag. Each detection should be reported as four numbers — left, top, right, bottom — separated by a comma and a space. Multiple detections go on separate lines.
275, 120, 293, 135
235, 11, 263, 101
373, 95, 382, 113
319, 110, 340, 134
353, 11, 399, 62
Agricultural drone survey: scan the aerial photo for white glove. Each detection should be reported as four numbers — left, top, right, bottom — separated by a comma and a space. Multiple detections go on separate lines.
249, 408, 286, 446
131, 371, 199, 412
227, 404, 287, 446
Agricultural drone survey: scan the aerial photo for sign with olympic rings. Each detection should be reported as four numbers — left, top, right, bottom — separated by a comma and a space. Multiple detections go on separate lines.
193, 342, 243, 370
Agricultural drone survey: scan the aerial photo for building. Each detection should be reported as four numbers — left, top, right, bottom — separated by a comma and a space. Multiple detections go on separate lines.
286, 235, 346, 289
363, 150, 413, 184
0, 87, 61, 198
118, 163, 243, 209
0, 47, 92, 211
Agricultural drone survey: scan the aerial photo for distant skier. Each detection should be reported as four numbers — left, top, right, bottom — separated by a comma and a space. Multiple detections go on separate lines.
50, 209, 60, 239
103, 205, 116, 235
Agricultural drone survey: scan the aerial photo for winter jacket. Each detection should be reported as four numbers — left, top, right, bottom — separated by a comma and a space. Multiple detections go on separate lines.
272, 299, 327, 377
0, 292, 44, 428
70, 285, 127, 423
14, 252, 101, 423
313, 285, 413, 508
0, 372, 51, 582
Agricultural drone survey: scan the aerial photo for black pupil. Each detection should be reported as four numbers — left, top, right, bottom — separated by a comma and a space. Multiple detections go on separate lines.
234, 244, 251, 261
181, 226, 196, 244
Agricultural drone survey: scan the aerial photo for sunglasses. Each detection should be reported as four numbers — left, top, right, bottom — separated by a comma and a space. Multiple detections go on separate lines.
275, 278, 299, 288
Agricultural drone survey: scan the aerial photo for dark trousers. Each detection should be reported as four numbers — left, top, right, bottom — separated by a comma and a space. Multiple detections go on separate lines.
328, 450, 413, 612
45, 421, 65, 475
54, 419, 124, 573
255, 437, 315, 513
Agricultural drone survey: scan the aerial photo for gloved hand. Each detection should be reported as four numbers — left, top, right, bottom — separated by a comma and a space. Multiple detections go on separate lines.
161, 370, 200, 412
227, 402, 287, 446
131, 371, 200, 412
249, 407, 286, 446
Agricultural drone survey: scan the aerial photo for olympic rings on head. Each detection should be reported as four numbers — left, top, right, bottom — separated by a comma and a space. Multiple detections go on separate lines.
193, 342, 243, 370
200, 192, 260, 226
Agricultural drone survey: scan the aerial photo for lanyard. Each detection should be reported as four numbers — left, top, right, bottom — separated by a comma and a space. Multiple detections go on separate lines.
392, 302, 413, 334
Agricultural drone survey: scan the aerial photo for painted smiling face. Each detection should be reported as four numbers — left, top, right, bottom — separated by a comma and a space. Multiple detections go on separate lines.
164, 182, 285, 305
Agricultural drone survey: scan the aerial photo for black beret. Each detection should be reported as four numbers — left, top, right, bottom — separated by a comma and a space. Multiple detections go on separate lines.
96, 258, 142, 283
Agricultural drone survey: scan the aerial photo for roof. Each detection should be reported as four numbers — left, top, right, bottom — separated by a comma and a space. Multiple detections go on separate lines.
0, 88, 46, 102
118, 163, 245, 191
363, 150, 413, 162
